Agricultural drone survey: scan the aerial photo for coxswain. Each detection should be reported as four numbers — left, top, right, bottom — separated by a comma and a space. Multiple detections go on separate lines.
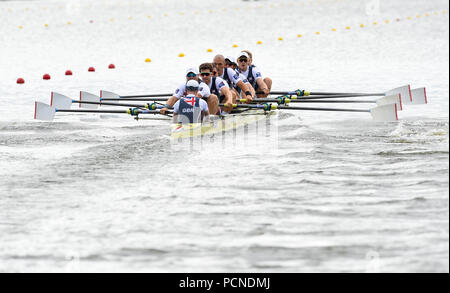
199, 63, 234, 113
172, 80, 210, 123
213, 54, 254, 103
236, 51, 271, 98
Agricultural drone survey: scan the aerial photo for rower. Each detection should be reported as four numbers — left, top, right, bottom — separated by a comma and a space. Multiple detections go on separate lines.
161, 67, 216, 114
225, 56, 237, 70
236, 51, 271, 98
172, 80, 210, 124
224, 56, 253, 99
213, 54, 254, 103
199, 63, 234, 113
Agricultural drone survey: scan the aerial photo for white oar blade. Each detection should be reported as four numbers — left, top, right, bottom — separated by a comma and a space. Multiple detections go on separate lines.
100, 90, 120, 99
80, 91, 100, 109
376, 94, 402, 111
410, 87, 428, 105
51, 92, 73, 109
385, 85, 412, 105
34, 102, 56, 121
369, 104, 398, 122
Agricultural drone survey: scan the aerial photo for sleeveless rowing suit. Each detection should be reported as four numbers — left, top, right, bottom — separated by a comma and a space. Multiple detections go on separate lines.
208, 76, 229, 103
220, 68, 243, 92
173, 95, 208, 123
238, 65, 262, 90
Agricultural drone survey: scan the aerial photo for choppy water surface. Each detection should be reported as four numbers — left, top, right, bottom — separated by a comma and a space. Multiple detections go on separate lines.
0, 0, 448, 272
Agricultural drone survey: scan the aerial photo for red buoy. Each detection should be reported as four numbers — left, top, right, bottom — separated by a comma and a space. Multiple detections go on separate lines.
108, 64, 115, 69
88, 67, 95, 72
16, 78, 25, 84
65, 70, 73, 76
43, 73, 51, 80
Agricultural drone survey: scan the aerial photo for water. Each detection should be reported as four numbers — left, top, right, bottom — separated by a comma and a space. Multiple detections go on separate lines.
0, 0, 448, 272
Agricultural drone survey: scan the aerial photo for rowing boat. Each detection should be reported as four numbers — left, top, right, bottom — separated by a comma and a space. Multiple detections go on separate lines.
170, 109, 275, 139
34, 84, 427, 138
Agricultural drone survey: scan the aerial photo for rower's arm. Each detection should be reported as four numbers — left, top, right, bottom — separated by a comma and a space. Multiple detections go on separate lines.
236, 80, 247, 93
256, 79, 269, 96
165, 96, 178, 107
220, 86, 233, 104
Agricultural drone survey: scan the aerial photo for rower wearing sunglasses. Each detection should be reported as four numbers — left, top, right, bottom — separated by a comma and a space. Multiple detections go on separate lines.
213, 54, 254, 103
199, 63, 234, 114
172, 79, 210, 124
236, 51, 271, 98
160, 67, 215, 115
224, 56, 254, 99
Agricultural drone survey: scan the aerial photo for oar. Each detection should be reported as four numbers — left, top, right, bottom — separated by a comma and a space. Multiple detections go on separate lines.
258, 85, 420, 105
34, 102, 172, 121
220, 103, 398, 122
239, 94, 403, 110
100, 90, 172, 100
50, 92, 171, 110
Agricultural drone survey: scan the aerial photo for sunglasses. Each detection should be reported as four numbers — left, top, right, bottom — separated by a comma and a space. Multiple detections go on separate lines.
186, 72, 197, 77
238, 58, 248, 63
200, 72, 211, 76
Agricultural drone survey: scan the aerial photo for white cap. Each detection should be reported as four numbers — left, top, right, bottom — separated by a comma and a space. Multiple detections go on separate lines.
225, 56, 236, 64
237, 51, 249, 59
186, 67, 199, 75
186, 79, 199, 90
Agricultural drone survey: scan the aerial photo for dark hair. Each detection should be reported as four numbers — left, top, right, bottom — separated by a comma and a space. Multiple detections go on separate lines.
199, 63, 214, 72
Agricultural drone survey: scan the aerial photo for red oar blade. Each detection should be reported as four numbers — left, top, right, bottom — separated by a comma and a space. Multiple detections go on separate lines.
80, 91, 100, 109
410, 87, 428, 105
369, 104, 398, 122
34, 102, 56, 121
51, 92, 73, 109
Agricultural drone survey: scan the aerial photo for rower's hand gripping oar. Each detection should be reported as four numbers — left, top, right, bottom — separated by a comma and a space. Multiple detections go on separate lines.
222, 103, 398, 122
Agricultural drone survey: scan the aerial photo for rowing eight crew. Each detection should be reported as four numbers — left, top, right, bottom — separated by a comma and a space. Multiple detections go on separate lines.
161, 50, 272, 123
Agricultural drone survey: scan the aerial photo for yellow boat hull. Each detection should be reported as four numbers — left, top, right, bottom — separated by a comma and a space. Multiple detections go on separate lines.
170, 109, 275, 139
